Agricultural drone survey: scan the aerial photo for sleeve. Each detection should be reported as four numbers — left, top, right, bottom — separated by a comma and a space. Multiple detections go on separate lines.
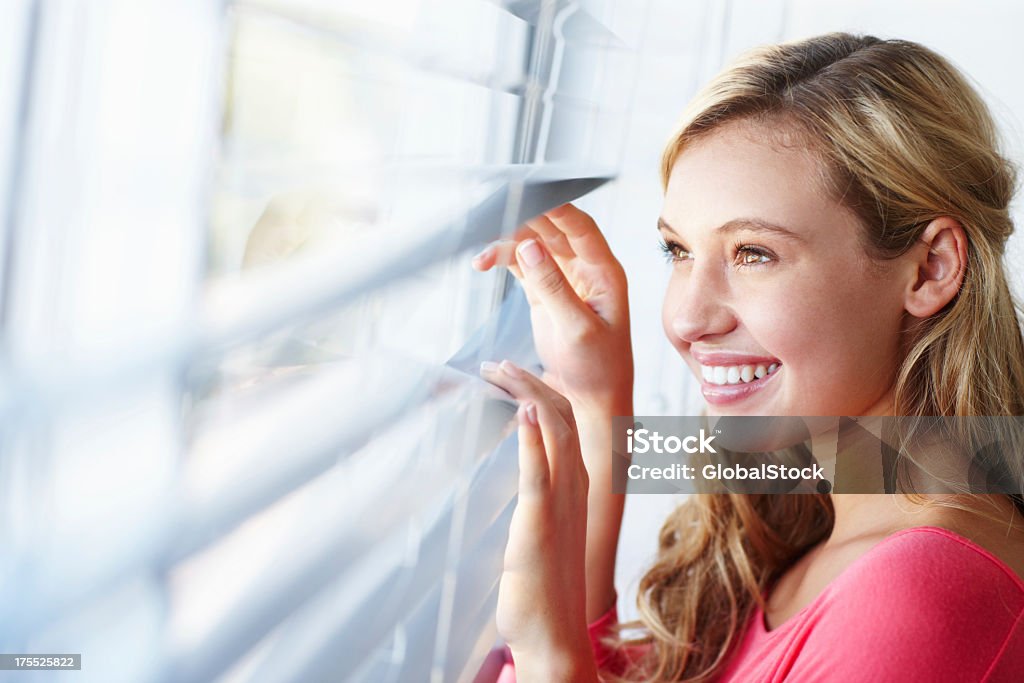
491, 599, 643, 682
588, 602, 628, 674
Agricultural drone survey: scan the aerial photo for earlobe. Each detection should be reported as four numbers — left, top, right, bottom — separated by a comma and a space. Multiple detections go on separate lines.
904, 217, 968, 318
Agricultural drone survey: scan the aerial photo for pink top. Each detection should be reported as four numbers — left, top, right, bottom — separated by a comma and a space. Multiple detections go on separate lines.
494, 526, 1024, 682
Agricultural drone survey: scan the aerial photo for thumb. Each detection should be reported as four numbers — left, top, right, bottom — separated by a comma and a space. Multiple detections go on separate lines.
515, 238, 595, 328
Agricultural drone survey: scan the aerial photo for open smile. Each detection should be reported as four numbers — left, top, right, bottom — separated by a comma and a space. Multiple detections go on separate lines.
699, 363, 781, 405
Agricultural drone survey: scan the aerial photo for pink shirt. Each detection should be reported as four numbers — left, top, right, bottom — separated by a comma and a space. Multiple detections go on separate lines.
495, 526, 1024, 682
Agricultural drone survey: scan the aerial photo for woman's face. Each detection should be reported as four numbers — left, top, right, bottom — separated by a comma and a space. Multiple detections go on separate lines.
660, 121, 906, 417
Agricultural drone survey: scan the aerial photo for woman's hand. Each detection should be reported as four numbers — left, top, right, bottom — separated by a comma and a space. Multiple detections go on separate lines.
480, 360, 598, 682
472, 204, 633, 414
473, 203, 632, 625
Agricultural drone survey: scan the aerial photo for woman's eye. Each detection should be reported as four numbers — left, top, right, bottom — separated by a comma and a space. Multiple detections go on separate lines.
659, 240, 692, 263
736, 245, 773, 266
659, 240, 774, 266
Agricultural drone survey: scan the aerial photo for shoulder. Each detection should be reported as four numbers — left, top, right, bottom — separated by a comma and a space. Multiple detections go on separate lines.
825, 526, 1024, 629
835, 525, 1024, 606
802, 526, 1024, 679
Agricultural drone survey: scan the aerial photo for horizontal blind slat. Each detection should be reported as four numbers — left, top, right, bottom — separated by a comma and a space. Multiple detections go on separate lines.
200, 166, 613, 351
232, 0, 532, 96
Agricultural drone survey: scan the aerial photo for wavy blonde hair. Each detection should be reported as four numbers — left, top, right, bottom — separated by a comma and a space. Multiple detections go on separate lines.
609, 33, 1024, 682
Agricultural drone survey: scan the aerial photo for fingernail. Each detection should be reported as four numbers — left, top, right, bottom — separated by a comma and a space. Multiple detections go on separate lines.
480, 361, 500, 374
472, 245, 492, 262
499, 359, 521, 377
524, 402, 538, 425
517, 239, 544, 268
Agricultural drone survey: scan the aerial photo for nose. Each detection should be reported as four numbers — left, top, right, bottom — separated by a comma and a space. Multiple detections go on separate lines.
664, 264, 738, 344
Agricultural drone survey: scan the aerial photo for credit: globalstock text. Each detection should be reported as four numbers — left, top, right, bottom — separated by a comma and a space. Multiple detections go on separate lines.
624, 427, 824, 482
627, 462, 826, 481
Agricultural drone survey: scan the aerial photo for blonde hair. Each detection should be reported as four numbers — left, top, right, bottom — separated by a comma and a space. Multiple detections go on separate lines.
611, 33, 1024, 682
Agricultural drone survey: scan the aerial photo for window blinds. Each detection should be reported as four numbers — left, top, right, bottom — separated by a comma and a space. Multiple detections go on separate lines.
0, 1, 644, 681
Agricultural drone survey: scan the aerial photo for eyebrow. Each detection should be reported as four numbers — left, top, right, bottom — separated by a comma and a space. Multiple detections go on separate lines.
657, 216, 805, 241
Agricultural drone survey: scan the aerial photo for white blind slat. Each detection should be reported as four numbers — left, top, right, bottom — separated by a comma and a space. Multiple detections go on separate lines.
233, 0, 532, 95
200, 166, 613, 351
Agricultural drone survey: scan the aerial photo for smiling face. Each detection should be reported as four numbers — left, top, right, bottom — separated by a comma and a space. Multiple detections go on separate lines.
660, 120, 907, 417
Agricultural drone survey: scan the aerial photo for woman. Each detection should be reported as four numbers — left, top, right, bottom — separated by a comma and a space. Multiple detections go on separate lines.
473, 33, 1024, 681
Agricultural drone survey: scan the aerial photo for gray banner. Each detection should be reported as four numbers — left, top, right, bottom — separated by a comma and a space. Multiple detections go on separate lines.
0, 654, 81, 670
611, 416, 1024, 495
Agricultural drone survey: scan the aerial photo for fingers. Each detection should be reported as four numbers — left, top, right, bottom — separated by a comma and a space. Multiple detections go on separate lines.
510, 223, 541, 245
522, 215, 575, 259
480, 360, 578, 480
481, 360, 574, 428
472, 235, 600, 335
542, 203, 618, 265
471, 202, 614, 274
515, 401, 549, 497
514, 238, 597, 328
471, 239, 524, 279
470, 222, 555, 276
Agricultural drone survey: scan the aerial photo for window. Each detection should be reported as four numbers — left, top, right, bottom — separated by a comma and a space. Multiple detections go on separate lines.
0, 1, 643, 681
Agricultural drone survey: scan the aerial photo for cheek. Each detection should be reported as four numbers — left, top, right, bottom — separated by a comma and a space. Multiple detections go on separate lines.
734, 291, 822, 363
739, 272, 903, 393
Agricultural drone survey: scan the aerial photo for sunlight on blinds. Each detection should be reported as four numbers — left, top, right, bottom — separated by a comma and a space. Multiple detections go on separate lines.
0, 1, 645, 682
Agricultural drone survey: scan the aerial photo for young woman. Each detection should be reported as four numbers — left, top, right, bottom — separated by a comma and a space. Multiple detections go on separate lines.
473, 33, 1024, 681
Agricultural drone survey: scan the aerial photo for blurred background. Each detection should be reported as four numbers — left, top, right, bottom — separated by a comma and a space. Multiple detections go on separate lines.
0, 1, 1021, 681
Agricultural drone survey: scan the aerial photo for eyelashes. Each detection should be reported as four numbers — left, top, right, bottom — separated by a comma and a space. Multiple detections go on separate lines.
657, 239, 776, 267
735, 244, 774, 266
658, 239, 690, 263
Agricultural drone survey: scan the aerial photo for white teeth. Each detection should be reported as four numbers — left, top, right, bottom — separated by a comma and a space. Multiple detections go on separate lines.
700, 362, 780, 386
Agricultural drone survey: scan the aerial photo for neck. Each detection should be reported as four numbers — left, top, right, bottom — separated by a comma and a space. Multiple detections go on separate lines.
827, 491, 1024, 546
825, 385, 907, 542
827, 493, 922, 542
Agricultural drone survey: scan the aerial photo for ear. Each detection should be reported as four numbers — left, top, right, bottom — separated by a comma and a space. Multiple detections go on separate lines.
903, 217, 968, 318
